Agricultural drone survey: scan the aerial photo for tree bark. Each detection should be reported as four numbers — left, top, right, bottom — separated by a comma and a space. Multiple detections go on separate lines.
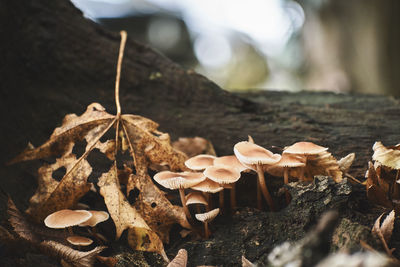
1, 0, 400, 212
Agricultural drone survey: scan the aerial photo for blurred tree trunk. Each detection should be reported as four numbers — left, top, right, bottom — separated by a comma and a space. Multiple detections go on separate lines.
299, 0, 400, 96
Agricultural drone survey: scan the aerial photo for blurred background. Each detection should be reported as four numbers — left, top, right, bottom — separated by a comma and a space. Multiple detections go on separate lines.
71, 0, 400, 96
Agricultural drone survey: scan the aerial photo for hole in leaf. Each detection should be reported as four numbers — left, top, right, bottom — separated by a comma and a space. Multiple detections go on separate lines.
128, 188, 140, 205
100, 128, 115, 143
72, 139, 88, 158
87, 149, 113, 184
52, 166, 66, 181
151, 202, 157, 208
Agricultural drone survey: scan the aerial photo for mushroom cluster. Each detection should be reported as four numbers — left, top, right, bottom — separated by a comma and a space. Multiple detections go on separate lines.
153, 153, 248, 238
153, 137, 348, 238
44, 209, 109, 248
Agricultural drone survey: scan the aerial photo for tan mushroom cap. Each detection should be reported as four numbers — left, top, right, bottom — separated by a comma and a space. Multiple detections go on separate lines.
185, 154, 217, 171
185, 192, 208, 206
153, 171, 206, 189
44, 209, 92, 229
67, 235, 93, 246
234, 141, 281, 165
79, 210, 109, 227
283, 141, 328, 155
213, 155, 248, 172
274, 153, 306, 168
191, 179, 224, 193
195, 208, 220, 223
203, 165, 241, 184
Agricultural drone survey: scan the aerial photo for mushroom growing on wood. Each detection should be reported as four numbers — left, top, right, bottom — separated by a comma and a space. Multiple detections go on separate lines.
213, 155, 250, 211
283, 141, 328, 181
153, 171, 206, 221
195, 208, 220, 238
44, 209, 92, 235
203, 165, 241, 214
267, 153, 306, 204
67, 235, 93, 247
185, 154, 216, 171
79, 210, 109, 243
191, 179, 224, 211
186, 191, 208, 214
234, 141, 281, 211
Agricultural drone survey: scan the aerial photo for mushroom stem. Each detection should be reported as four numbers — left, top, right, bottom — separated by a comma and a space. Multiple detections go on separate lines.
219, 190, 224, 215
204, 222, 210, 239
178, 188, 192, 221
205, 193, 211, 212
283, 168, 291, 204
257, 179, 262, 210
230, 184, 236, 213
67, 227, 73, 235
256, 164, 275, 212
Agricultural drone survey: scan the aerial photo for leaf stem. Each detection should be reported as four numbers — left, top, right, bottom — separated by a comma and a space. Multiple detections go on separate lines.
115, 31, 127, 116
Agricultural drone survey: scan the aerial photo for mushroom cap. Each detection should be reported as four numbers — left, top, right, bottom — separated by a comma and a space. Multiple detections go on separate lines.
79, 210, 109, 227
66, 235, 93, 246
185, 154, 217, 171
234, 141, 281, 165
283, 142, 328, 155
153, 171, 206, 189
44, 209, 92, 229
213, 155, 248, 172
372, 141, 400, 170
203, 165, 241, 184
191, 179, 224, 193
273, 153, 306, 168
195, 208, 220, 223
185, 192, 208, 206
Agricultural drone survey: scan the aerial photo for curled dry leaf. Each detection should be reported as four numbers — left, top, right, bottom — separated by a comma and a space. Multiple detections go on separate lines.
338, 153, 355, 173
167, 249, 188, 267
372, 210, 395, 244
373, 141, 400, 170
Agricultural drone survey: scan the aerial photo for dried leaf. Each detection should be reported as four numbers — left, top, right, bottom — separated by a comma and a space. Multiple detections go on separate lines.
127, 227, 167, 261
373, 141, 400, 170
7, 197, 66, 243
8, 103, 115, 164
41, 240, 105, 267
0, 225, 15, 241
372, 210, 395, 244
167, 249, 188, 267
98, 163, 150, 239
338, 153, 355, 173
96, 256, 118, 267
173, 137, 216, 158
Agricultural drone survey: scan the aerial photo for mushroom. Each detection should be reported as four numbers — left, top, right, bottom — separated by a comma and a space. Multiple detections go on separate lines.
186, 191, 208, 214
195, 208, 220, 238
283, 142, 328, 181
267, 153, 306, 204
190, 178, 224, 211
185, 154, 216, 171
203, 165, 241, 214
234, 141, 281, 211
67, 235, 93, 247
153, 171, 206, 220
213, 155, 250, 211
79, 210, 109, 243
44, 209, 92, 235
